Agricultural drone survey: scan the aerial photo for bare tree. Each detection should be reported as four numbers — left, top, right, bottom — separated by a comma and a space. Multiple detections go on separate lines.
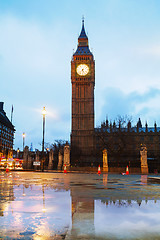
95, 115, 137, 167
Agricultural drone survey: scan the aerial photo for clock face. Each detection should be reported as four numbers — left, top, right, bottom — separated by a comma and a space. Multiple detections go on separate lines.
76, 64, 89, 76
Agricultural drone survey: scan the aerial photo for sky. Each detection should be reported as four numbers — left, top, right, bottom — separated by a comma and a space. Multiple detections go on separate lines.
1, 0, 160, 150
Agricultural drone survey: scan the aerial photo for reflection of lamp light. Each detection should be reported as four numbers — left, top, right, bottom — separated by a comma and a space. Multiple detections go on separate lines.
42, 185, 46, 212
22, 185, 26, 196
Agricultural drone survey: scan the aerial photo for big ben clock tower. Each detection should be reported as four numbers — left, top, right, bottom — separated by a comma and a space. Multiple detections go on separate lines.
71, 20, 95, 165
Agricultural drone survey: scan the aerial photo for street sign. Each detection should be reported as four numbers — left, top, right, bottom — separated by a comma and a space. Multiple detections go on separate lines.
33, 161, 41, 166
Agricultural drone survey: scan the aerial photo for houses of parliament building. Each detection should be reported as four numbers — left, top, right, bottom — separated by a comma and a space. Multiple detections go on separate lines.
70, 20, 160, 172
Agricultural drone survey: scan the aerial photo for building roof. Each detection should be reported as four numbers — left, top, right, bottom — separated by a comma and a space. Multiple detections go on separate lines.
95, 118, 160, 134
133, 127, 160, 133
95, 127, 160, 133
73, 46, 93, 56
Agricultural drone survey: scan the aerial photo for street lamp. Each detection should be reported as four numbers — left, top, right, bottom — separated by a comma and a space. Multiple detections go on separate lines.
22, 132, 26, 151
42, 107, 46, 171
17, 148, 20, 158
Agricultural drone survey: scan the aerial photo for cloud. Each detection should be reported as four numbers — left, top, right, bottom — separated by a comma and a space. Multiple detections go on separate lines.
97, 87, 160, 127
138, 45, 160, 57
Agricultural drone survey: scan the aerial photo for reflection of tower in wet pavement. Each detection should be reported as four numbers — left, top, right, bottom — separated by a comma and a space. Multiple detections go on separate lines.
63, 174, 95, 238
69, 188, 95, 239
67, 174, 109, 238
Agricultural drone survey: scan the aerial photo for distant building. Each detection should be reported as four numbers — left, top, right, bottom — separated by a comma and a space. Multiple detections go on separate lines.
0, 102, 15, 158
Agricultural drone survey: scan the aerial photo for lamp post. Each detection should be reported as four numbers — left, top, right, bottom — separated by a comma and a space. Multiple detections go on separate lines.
42, 107, 46, 171
17, 148, 20, 158
22, 132, 26, 151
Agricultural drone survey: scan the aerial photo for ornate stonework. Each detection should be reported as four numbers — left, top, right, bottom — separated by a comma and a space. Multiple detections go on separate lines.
48, 149, 54, 170
103, 149, 108, 172
58, 151, 63, 170
63, 144, 70, 170
140, 145, 148, 174
71, 21, 95, 165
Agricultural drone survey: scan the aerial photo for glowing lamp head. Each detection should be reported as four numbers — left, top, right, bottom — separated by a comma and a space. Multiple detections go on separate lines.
42, 107, 46, 115
22, 132, 26, 138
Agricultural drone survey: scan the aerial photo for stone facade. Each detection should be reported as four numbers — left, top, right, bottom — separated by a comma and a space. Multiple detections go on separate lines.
71, 21, 95, 165
0, 102, 15, 158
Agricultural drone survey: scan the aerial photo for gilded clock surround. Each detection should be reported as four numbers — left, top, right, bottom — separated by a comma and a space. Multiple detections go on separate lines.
76, 64, 90, 76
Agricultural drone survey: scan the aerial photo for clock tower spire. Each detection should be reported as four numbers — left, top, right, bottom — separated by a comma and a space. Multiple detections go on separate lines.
71, 20, 95, 166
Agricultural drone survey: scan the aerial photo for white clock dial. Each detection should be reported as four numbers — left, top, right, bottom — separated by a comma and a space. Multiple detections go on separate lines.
76, 64, 89, 76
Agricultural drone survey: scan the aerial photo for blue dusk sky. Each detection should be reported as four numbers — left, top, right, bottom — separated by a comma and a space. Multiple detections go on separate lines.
1, 0, 160, 150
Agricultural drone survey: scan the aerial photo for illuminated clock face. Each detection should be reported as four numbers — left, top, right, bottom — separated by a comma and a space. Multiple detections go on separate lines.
76, 64, 89, 76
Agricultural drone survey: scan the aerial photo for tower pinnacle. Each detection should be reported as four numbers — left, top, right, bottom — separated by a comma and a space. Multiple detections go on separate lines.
73, 19, 93, 56
79, 17, 88, 39
82, 15, 84, 25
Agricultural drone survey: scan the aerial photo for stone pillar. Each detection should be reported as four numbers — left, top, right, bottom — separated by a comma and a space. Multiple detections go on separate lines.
103, 149, 108, 172
140, 145, 148, 174
35, 151, 40, 161
23, 146, 29, 170
34, 150, 40, 170
48, 149, 54, 170
27, 154, 33, 170
63, 144, 70, 170
58, 151, 63, 170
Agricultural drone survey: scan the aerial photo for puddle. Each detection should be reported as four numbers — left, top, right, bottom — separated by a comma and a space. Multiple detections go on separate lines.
0, 172, 160, 239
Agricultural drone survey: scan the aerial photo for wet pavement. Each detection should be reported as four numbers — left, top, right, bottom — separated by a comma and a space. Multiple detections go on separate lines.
0, 172, 160, 239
